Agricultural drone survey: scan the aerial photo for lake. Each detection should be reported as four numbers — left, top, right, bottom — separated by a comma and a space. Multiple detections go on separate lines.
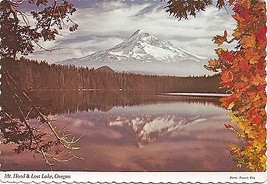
0, 91, 240, 171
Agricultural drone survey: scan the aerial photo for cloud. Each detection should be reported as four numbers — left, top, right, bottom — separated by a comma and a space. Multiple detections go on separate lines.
29, 1, 235, 63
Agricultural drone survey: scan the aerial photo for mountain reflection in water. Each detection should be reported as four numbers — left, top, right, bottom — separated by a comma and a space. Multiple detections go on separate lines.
109, 115, 207, 147
1, 91, 240, 171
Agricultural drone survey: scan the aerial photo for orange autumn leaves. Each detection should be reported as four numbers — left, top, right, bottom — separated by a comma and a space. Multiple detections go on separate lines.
213, 30, 228, 46
205, 0, 266, 171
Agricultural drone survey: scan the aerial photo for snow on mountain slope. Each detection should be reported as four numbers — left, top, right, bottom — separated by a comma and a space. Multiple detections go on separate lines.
57, 30, 211, 76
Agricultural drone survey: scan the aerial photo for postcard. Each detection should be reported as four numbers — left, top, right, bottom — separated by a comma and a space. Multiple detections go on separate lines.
0, 0, 266, 183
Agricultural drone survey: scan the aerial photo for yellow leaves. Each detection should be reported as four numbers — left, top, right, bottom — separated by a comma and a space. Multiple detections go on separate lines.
213, 36, 226, 46
227, 102, 235, 110
230, 144, 240, 154
245, 91, 257, 101
230, 114, 240, 124
204, 59, 220, 72
213, 30, 228, 46
231, 116, 255, 138
244, 0, 251, 9
261, 155, 267, 163
215, 48, 227, 55
238, 121, 249, 133
252, 100, 261, 108
232, 28, 241, 39
212, 0, 266, 172
244, 127, 256, 139
240, 75, 248, 82
241, 34, 256, 48
251, 141, 265, 153
251, 73, 265, 86
260, 156, 267, 170
208, 59, 219, 68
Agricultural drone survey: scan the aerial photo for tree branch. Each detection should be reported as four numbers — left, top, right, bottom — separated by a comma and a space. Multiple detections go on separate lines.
2, 67, 83, 170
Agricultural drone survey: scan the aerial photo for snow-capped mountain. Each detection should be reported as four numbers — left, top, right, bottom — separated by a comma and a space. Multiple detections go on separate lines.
109, 115, 206, 147
57, 30, 211, 76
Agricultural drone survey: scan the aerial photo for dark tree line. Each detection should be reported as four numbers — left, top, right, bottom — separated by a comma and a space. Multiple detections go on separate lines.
2, 90, 222, 122
2, 57, 225, 94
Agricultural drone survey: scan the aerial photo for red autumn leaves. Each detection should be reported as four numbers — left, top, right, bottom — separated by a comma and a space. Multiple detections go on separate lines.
206, 0, 266, 171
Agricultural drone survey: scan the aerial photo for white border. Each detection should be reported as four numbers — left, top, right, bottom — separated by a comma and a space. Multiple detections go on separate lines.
0, 171, 266, 183
1, 1, 267, 184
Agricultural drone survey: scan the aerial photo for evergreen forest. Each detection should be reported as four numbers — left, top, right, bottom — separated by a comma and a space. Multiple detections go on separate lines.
2, 58, 225, 94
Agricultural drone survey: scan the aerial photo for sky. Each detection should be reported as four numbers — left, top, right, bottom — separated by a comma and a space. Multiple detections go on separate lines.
27, 0, 236, 63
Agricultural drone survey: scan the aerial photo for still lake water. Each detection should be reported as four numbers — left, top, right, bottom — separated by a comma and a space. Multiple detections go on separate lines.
1, 91, 240, 171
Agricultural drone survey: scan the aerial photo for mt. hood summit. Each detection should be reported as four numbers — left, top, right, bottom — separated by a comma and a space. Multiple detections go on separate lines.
57, 30, 211, 76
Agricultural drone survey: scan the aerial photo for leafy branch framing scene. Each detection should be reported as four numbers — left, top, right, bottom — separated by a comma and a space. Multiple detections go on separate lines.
165, 0, 266, 171
1, 0, 82, 170
0, 0, 266, 173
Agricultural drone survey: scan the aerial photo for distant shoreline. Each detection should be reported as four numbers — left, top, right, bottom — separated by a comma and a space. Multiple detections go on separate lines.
163, 93, 230, 97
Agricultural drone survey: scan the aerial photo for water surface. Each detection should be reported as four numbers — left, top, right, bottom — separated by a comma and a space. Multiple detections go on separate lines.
1, 91, 240, 171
